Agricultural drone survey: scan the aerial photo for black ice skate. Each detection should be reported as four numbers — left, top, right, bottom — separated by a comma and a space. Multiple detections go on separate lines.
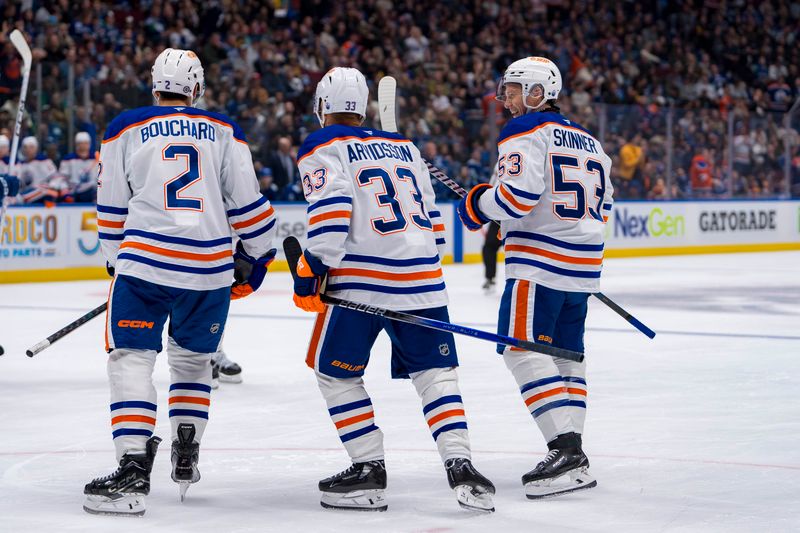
212, 352, 242, 383
522, 432, 596, 499
83, 436, 162, 516
445, 458, 496, 512
171, 423, 201, 502
318, 460, 387, 511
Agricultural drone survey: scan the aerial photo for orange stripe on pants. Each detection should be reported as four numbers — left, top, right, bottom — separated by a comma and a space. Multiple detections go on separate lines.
510, 280, 530, 351
306, 308, 328, 369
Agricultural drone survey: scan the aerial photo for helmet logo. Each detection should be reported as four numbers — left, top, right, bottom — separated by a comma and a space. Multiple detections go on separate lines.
183, 86, 190, 93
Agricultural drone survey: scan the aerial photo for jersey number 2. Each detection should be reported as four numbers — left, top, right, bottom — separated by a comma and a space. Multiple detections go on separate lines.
163, 144, 203, 211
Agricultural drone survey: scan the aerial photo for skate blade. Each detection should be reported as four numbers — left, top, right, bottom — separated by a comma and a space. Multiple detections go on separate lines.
320, 489, 387, 512
525, 467, 597, 499
179, 482, 191, 502
454, 485, 495, 513
218, 374, 242, 384
83, 494, 145, 516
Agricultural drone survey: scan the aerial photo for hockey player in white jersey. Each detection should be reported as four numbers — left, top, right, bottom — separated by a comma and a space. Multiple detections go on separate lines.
0, 135, 10, 174
292, 67, 495, 513
18, 136, 56, 187
458, 57, 613, 499
83, 48, 277, 516
59, 131, 99, 202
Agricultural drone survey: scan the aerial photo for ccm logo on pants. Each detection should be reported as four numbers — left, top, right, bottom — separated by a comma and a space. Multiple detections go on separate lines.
117, 320, 155, 329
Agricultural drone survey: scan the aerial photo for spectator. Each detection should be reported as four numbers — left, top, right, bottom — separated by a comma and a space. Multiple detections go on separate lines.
690, 148, 714, 197
0, 134, 9, 173
18, 136, 57, 189
0, 1, 798, 201
618, 134, 646, 198
268, 136, 299, 190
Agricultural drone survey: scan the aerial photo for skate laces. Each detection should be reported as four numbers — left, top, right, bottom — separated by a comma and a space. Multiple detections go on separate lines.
539, 449, 560, 466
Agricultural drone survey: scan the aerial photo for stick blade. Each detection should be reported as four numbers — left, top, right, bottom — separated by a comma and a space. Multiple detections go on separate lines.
377, 76, 397, 133
282, 237, 302, 280
9, 29, 32, 68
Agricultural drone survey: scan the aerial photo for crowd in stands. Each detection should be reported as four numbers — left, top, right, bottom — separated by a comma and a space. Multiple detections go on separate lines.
1, 0, 798, 204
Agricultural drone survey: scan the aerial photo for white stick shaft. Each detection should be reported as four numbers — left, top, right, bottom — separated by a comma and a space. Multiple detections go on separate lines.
8, 68, 30, 171
377, 76, 397, 133
8, 30, 32, 172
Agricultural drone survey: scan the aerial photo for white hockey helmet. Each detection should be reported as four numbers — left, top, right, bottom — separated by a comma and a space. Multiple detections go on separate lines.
314, 67, 368, 127
497, 56, 562, 110
151, 48, 205, 105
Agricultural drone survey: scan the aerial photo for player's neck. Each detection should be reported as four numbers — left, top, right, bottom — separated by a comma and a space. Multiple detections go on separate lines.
157, 98, 192, 107
324, 115, 363, 128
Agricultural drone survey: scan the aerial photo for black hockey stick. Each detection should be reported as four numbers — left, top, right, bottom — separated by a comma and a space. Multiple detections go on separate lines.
283, 237, 583, 362
378, 76, 655, 340
26, 302, 108, 357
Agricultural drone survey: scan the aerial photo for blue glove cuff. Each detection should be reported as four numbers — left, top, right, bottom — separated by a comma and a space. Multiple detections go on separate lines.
302, 250, 329, 276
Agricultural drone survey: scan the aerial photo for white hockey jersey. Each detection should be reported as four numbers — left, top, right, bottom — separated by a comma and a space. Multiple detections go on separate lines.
59, 152, 99, 186
97, 105, 276, 291
477, 112, 614, 292
297, 125, 448, 311
19, 154, 57, 188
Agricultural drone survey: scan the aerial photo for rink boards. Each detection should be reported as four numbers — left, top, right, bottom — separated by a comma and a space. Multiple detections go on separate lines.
1, 200, 799, 283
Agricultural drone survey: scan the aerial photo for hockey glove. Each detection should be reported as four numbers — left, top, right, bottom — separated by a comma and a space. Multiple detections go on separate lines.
0, 174, 20, 202
292, 251, 328, 313
231, 241, 277, 300
457, 183, 492, 231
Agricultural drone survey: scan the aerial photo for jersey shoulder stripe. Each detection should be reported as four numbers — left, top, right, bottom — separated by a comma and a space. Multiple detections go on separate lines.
498, 112, 592, 145
298, 125, 410, 162
103, 106, 247, 144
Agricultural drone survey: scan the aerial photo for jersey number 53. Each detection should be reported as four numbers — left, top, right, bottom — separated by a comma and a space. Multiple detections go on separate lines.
550, 154, 606, 222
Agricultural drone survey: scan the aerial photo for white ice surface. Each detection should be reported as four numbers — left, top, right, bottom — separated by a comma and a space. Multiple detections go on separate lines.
1, 253, 799, 532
